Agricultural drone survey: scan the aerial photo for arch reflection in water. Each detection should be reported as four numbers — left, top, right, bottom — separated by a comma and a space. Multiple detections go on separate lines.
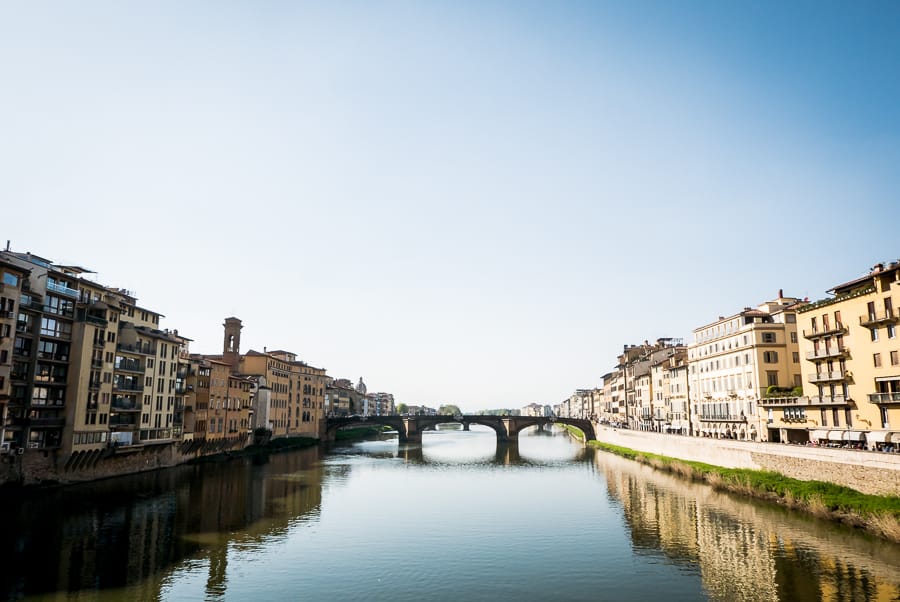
595, 451, 900, 602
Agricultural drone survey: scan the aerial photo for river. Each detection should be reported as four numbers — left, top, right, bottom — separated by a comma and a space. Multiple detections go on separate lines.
1, 425, 898, 601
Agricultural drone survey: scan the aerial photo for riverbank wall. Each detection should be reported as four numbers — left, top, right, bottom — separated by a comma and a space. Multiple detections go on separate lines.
594, 425, 900, 497
0, 435, 319, 488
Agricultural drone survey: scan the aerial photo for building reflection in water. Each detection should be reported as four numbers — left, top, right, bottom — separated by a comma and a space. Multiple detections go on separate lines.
596, 451, 900, 602
0, 447, 323, 600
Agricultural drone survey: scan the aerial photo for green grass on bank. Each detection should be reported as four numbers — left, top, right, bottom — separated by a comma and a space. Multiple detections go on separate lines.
588, 440, 900, 542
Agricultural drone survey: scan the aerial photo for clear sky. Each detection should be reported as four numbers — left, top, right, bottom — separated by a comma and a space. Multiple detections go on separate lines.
2, 1, 898, 412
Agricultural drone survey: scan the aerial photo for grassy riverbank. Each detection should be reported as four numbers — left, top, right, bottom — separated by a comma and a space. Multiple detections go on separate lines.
588, 440, 900, 543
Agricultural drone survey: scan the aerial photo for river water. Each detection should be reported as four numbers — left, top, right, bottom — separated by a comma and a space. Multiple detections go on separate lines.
1, 425, 898, 601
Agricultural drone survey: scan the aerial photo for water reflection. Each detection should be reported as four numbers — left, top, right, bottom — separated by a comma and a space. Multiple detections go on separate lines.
595, 451, 900, 601
2, 428, 898, 601
0, 448, 323, 601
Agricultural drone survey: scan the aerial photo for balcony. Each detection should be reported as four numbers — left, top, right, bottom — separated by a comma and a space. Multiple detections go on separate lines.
112, 381, 143, 393
10, 416, 66, 428
88, 380, 102, 390
46, 281, 79, 298
116, 343, 156, 355
859, 309, 898, 328
759, 396, 805, 407
808, 371, 849, 383
868, 392, 900, 404
27, 417, 66, 428
83, 313, 108, 327
808, 395, 850, 406
806, 346, 848, 361
111, 398, 142, 412
109, 415, 138, 428
802, 323, 847, 340
115, 361, 144, 373
699, 414, 746, 422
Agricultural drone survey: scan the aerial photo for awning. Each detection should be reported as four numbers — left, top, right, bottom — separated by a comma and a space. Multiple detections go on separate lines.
867, 431, 894, 444
809, 429, 829, 441
844, 431, 868, 442
826, 430, 845, 440
875, 375, 900, 382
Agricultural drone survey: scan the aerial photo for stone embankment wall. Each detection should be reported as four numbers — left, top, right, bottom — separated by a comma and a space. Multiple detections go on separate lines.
594, 425, 900, 497
0, 446, 201, 487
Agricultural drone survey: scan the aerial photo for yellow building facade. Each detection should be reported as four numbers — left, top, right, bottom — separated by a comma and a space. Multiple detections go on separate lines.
790, 262, 900, 450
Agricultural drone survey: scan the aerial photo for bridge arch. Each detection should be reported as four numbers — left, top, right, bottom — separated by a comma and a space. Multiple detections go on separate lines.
325, 415, 595, 445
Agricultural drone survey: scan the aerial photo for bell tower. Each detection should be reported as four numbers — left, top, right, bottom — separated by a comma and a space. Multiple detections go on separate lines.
223, 317, 243, 372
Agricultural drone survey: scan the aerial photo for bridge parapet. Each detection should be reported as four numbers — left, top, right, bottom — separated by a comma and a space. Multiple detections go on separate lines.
325, 415, 595, 445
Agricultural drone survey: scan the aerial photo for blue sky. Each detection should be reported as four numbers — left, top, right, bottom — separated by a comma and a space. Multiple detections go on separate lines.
2, 1, 898, 410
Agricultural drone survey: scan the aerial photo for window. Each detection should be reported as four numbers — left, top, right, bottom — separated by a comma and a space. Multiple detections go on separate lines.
845, 408, 852, 427
2, 272, 19, 286
767, 371, 778, 386
832, 408, 839, 426
888, 324, 896, 339
821, 408, 827, 427
762, 332, 776, 343
871, 327, 879, 342
786, 314, 796, 323
792, 352, 799, 363
763, 351, 779, 363
790, 332, 798, 343
891, 350, 899, 366
874, 353, 882, 368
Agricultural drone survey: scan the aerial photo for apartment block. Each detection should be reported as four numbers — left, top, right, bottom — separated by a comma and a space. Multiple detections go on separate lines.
0, 260, 27, 453
689, 293, 803, 442
649, 348, 690, 434
789, 262, 900, 450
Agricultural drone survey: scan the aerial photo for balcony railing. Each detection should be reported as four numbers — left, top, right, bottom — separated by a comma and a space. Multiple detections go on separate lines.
806, 347, 848, 360
868, 392, 900, 404
112, 382, 143, 392
83, 313, 108, 327
114, 361, 144, 373
46, 281, 79, 297
111, 399, 142, 412
808, 395, 849, 406
808, 371, 848, 383
116, 343, 157, 355
802, 323, 847, 340
759, 396, 805, 406
699, 414, 746, 422
27, 417, 66, 428
859, 309, 897, 327
109, 415, 138, 427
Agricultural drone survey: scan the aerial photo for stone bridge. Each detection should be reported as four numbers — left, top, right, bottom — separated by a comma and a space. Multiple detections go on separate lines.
325, 415, 595, 445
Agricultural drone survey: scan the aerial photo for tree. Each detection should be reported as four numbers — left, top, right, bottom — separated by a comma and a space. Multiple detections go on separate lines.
397, 403, 408, 415
439, 404, 462, 416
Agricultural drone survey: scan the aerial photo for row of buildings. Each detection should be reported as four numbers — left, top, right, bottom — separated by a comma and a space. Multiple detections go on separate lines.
0, 247, 396, 481
555, 262, 900, 451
